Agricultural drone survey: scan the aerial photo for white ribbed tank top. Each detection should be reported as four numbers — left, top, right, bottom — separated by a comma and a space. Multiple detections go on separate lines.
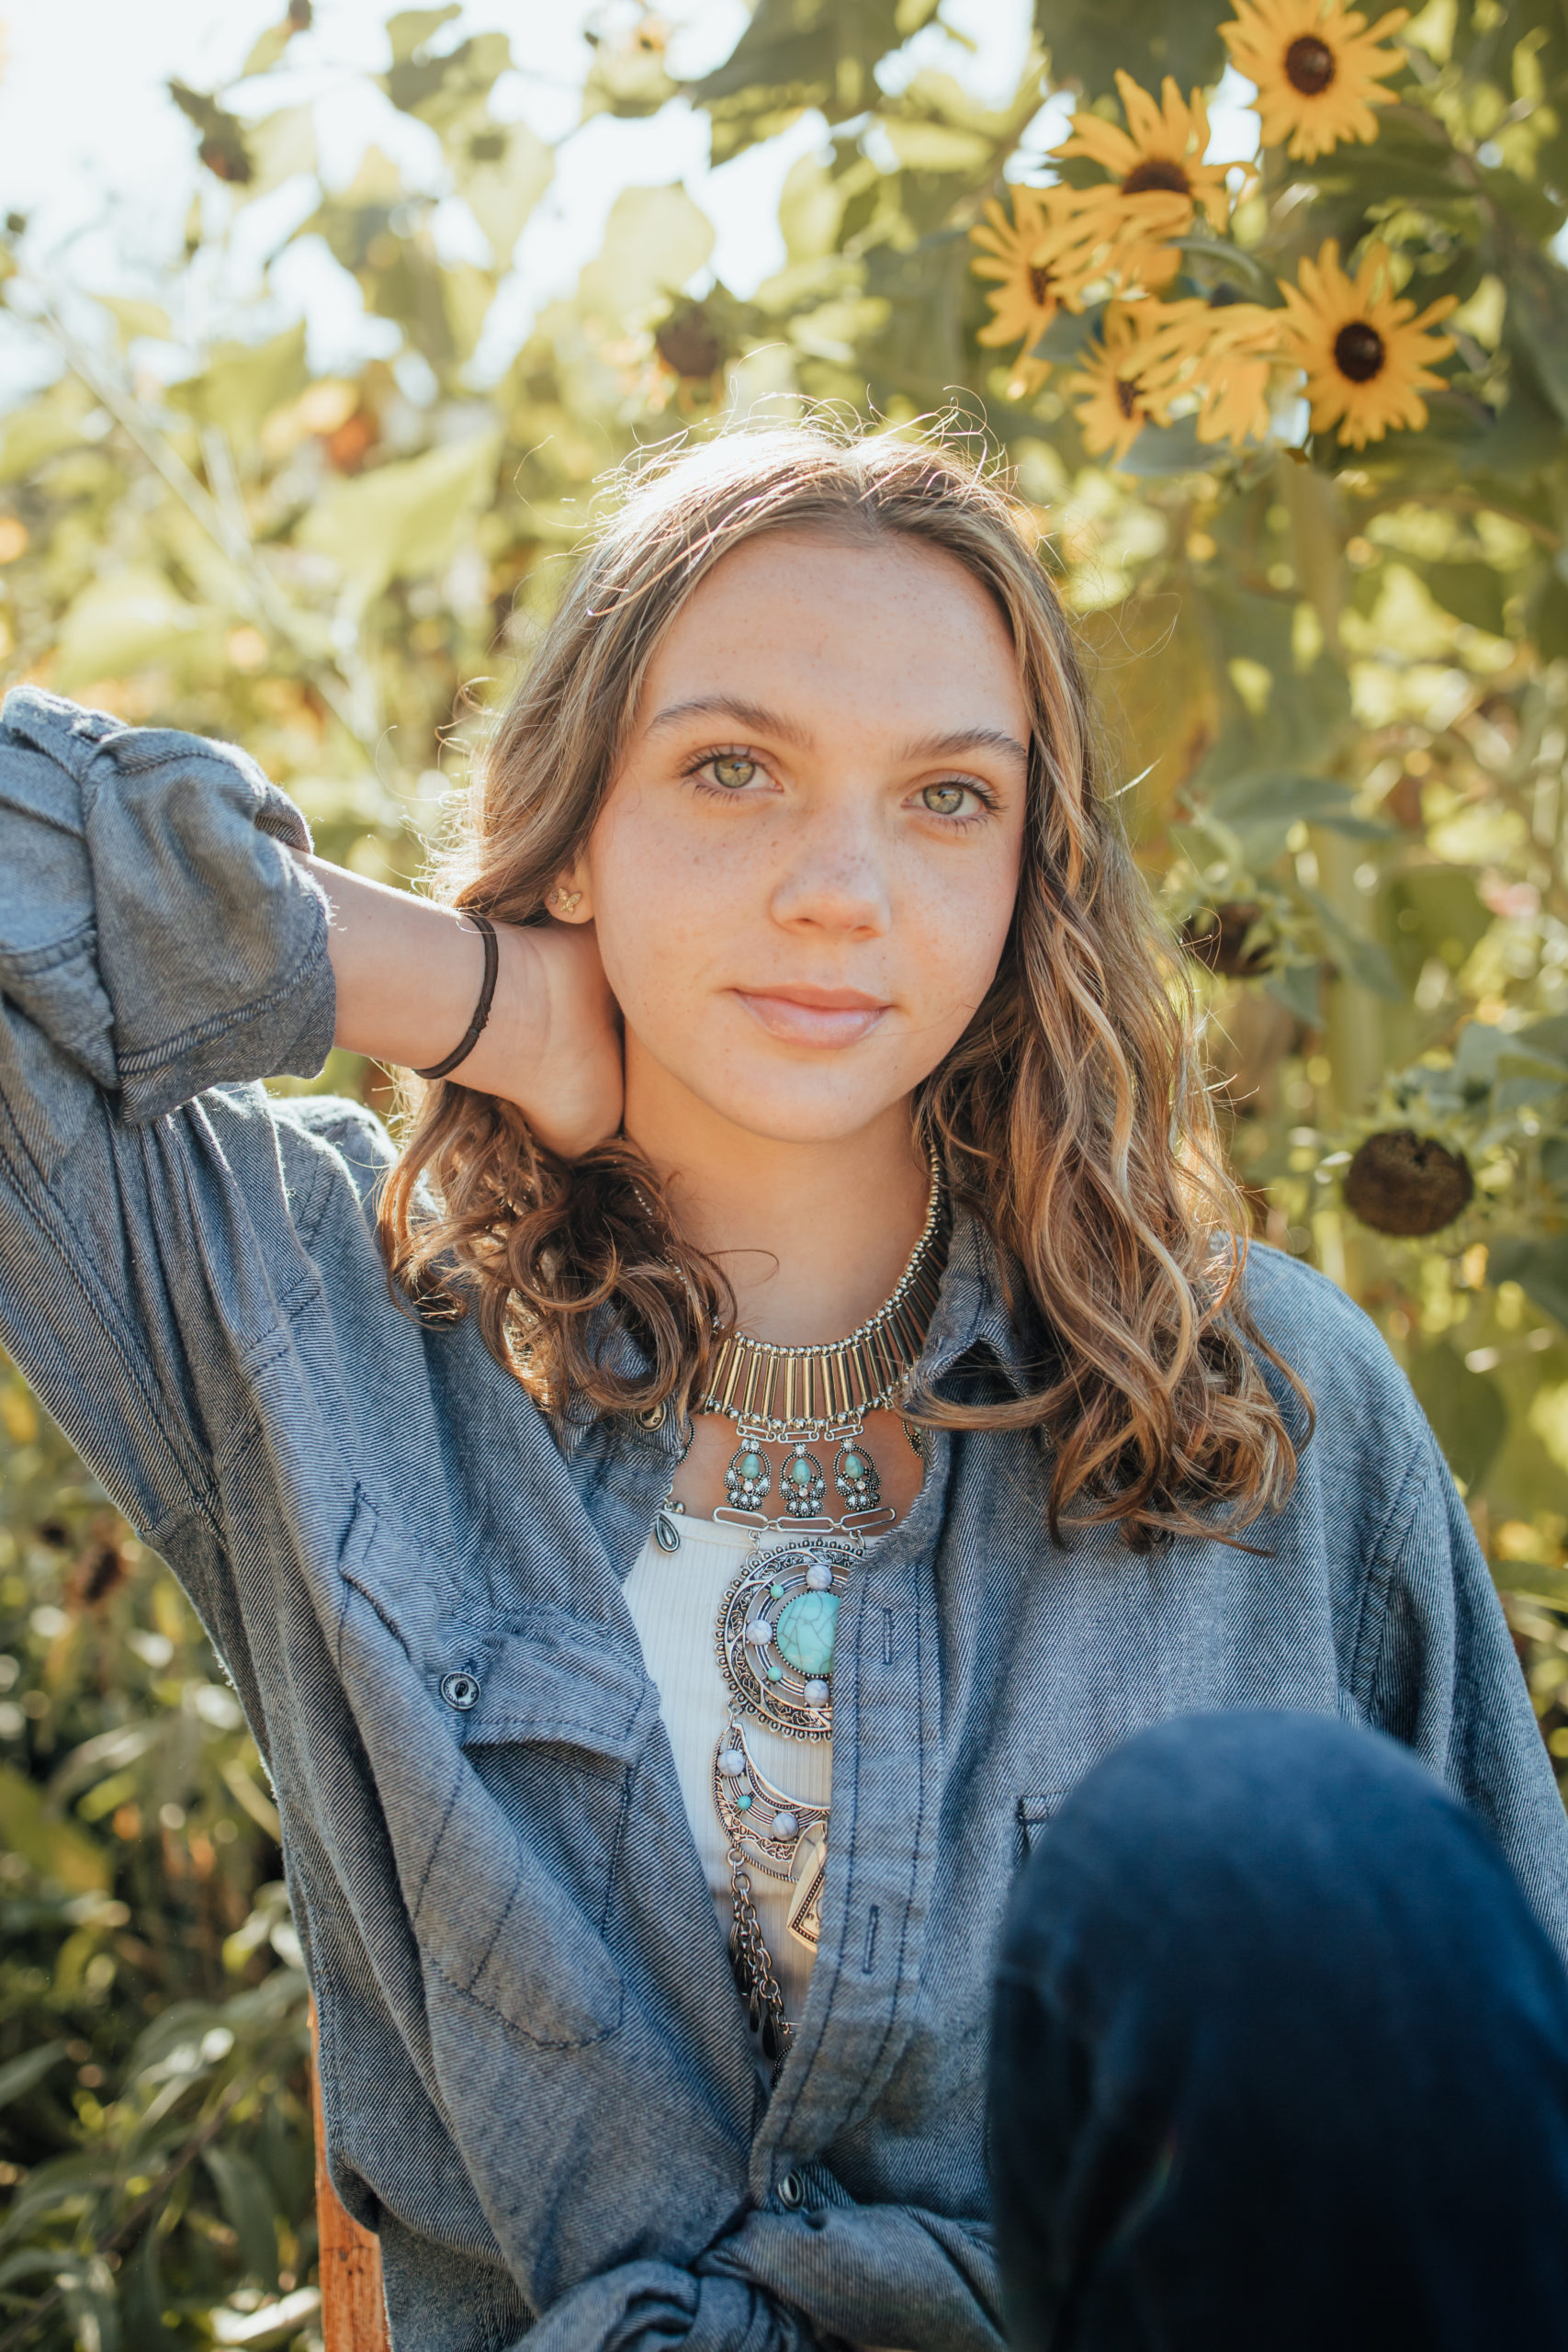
623, 1512, 833, 2029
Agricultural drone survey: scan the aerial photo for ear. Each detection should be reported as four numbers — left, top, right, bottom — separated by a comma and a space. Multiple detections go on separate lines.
547, 855, 592, 922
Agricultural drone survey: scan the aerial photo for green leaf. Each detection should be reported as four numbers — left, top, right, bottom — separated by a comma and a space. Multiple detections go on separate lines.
297, 430, 502, 604
0, 1762, 108, 1894
0, 2041, 66, 2112
1116, 413, 1213, 478
577, 186, 715, 323
52, 567, 226, 692
696, 0, 905, 162
1030, 0, 1225, 96
1425, 560, 1508, 636
386, 6, 459, 64
1535, 571, 1568, 662
240, 18, 299, 79
1489, 1234, 1568, 1332
1382, 865, 1489, 989
454, 120, 552, 266
1407, 1343, 1507, 1490
1502, 234, 1568, 426
879, 115, 996, 174
96, 296, 174, 345
165, 324, 309, 452
383, 29, 511, 131
0, 400, 88, 485
205, 2147, 280, 2292
1303, 887, 1402, 999
1264, 959, 1324, 1023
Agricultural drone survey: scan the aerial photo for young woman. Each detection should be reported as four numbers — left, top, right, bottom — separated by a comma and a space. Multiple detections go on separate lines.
4, 425, 1568, 2352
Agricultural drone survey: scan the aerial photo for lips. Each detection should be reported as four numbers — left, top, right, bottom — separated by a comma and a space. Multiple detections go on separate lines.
732, 985, 891, 1048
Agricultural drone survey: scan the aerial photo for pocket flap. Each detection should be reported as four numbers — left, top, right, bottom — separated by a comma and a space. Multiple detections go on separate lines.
443, 1606, 657, 1767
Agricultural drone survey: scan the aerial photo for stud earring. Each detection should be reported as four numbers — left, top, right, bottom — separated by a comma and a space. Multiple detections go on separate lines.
551, 888, 582, 915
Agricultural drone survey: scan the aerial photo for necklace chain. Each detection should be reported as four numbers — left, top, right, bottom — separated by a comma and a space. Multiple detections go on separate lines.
700, 1155, 946, 1444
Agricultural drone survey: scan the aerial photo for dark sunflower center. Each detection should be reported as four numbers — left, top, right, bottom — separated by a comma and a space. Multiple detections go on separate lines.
1284, 35, 1337, 95
1115, 376, 1142, 420
1334, 321, 1385, 383
1028, 263, 1055, 305
1121, 157, 1190, 197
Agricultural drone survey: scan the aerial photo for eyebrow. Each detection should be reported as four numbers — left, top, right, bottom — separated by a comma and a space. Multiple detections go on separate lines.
644, 695, 814, 749
643, 696, 1029, 774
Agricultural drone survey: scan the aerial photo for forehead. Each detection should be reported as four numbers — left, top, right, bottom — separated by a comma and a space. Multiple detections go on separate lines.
637, 526, 1027, 728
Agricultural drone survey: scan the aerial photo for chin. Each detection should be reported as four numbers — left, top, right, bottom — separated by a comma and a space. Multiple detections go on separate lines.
649, 1046, 912, 1142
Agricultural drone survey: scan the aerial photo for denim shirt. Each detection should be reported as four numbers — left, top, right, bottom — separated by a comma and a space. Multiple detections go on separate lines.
2, 685, 1565, 2352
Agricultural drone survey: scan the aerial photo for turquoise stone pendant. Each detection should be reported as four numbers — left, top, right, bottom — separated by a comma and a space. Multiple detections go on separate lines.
775, 1589, 839, 1676
779, 1445, 826, 1519
725, 1442, 772, 1510
834, 1437, 881, 1513
715, 1542, 852, 1737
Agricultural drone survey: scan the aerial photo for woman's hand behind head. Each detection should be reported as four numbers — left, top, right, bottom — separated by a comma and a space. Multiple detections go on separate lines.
491, 916, 624, 1160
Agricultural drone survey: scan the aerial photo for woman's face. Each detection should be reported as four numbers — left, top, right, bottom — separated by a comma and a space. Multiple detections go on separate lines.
572, 526, 1030, 1150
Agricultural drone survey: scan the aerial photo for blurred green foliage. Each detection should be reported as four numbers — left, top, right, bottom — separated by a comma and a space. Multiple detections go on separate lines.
3, 0, 1568, 2340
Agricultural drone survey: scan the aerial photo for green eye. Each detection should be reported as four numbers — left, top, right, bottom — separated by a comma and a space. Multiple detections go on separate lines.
711, 755, 757, 789
921, 783, 967, 816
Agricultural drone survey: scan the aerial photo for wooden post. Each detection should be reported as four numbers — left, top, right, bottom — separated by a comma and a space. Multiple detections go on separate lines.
309, 2005, 391, 2352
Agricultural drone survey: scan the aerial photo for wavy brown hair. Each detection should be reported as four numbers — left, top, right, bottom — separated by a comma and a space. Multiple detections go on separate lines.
379, 421, 1308, 1549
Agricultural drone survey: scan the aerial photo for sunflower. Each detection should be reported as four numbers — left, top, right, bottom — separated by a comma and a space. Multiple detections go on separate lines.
971, 187, 1091, 363
970, 185, 1101, 394
1279, 241, 1455, 447
1221, 0, 1409, 163
1137, 291, 1288, 447
1066, 303, 1162, 465
1049, 73, 1231, 289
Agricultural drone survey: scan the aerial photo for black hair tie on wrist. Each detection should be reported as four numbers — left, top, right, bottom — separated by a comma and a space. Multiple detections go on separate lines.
413, 910, 500, 1081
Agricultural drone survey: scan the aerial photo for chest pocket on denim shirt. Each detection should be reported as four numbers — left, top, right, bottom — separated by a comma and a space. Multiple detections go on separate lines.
413, 1608, 657, 2052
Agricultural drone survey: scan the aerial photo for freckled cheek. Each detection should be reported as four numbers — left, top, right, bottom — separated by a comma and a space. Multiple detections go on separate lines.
590, 831, 750, 1026
897, 865, 1017, 1020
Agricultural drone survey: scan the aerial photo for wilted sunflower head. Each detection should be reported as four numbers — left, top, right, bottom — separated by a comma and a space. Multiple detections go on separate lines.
1222, 0, 1410, 164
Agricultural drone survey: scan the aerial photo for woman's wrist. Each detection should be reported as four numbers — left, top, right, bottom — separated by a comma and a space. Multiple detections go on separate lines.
300, 853, 622, 1152
302, 854, 512, 1076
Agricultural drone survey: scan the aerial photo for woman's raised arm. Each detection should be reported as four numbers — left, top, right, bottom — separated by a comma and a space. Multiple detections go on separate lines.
297, 855, 624, 1158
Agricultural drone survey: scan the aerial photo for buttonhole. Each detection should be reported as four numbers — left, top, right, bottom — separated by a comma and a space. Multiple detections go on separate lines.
862, 1905, 879, 1974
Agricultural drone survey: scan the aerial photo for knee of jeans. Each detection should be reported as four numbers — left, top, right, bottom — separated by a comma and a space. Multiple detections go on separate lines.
998, 1707, 1486, 1989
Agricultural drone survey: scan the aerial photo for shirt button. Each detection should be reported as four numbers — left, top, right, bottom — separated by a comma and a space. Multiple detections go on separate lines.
636, 1404, 666, 1430
439, 1671, 480, 1712
777, 2168, 805, 2210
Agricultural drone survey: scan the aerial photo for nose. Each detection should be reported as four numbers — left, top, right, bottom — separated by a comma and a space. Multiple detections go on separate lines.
767, 804, 892, 938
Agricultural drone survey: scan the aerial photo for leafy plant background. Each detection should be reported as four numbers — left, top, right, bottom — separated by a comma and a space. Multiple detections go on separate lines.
3, 0, 1568, 2341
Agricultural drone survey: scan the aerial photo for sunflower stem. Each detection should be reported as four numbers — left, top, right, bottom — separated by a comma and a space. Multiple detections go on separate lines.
1279, 457, 1380, 1298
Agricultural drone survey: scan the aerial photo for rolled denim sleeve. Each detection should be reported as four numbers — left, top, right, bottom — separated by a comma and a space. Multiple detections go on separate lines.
0, 686, 333, 1130
0, 690, 337, 1552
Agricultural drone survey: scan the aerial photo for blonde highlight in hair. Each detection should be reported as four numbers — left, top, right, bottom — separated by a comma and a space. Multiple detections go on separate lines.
379, 420, 1307, 1550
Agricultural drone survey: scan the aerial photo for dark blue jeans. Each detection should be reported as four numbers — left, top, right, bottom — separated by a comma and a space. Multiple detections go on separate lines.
988, 1711, 1568, 2349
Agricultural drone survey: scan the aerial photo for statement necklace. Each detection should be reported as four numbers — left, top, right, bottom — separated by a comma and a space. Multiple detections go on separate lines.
671, 1159, 947, 2077
700, 1150, 946, 1540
